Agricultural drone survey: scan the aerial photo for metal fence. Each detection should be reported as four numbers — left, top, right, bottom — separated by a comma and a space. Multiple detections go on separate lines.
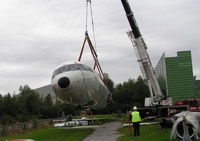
0, 119, 54, 137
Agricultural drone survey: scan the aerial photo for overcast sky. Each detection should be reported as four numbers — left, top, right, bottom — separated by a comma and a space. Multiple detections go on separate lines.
0, 0, 200, 95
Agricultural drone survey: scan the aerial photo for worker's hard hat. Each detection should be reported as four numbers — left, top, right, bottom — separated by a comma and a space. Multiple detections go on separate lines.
133, 106, 137, 110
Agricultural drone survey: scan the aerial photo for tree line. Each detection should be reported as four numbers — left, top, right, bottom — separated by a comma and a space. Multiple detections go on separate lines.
0, 85, 78, 125
96, 74, 150, 114
0, 75, 150, 124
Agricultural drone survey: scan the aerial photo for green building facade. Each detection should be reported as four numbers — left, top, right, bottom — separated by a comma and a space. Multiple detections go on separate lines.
194, 78, 200, 98
155, 51, 196, 102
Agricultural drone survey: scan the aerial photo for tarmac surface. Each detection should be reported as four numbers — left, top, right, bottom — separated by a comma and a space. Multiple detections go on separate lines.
83, 122, 123, 141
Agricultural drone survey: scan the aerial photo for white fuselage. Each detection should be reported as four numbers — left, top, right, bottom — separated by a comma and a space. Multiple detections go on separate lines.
51, 63, 109, 109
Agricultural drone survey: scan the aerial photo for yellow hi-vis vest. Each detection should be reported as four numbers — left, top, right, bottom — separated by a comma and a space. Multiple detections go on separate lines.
131, 111, 141, 122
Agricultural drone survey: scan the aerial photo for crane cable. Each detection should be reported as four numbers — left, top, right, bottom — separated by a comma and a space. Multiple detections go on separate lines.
85, 0, 98, 55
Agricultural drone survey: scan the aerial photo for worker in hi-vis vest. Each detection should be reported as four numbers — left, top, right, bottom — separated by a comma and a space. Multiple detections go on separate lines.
129, 106, 141, 136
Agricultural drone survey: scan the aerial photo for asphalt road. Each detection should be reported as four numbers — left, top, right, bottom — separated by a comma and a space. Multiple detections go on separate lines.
83, 122, 123, 141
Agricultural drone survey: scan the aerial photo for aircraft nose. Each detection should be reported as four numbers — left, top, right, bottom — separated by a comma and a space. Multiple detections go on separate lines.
58, 77, 70, 88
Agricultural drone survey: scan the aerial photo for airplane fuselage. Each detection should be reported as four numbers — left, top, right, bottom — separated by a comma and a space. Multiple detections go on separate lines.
51, 63, 109, 109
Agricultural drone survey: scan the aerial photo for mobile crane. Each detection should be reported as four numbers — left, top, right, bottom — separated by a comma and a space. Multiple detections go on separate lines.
121, 0, 172, 107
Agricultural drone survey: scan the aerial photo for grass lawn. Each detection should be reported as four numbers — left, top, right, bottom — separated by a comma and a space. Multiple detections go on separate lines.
117, 124, 180, 141
1, 128, 93, 141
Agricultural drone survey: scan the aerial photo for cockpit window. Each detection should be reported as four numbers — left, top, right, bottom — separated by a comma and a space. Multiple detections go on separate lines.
52, 64, 94, 79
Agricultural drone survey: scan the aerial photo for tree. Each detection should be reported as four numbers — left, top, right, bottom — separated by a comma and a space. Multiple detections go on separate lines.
112, 79, 136, 112
134, 76, 150, 106
109, 76, 150, 113
2, 93, 18, 116
44, 94, 53, 107
103, 73, 114, 93
40, 94, 57, 118
25, 91, 40, 115
0, 94, 3, 116
1, 93, 18, 124
17, 85, 40, 120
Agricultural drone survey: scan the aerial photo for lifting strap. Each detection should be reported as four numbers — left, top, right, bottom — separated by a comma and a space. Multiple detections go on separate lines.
78, 0, 105, 81
85, 0, 97, 52
78, 32, 105, 81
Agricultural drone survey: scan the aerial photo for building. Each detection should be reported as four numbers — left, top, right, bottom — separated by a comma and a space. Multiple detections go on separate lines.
34, 84, 61, 104
155, 51, 197, 102
194, 76, 200, 98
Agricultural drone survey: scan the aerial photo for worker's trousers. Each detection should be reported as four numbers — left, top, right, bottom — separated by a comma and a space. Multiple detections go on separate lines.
133, 122, 140, 136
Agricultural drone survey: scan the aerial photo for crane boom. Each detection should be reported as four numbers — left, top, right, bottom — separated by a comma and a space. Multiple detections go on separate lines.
121, 0, 164, 105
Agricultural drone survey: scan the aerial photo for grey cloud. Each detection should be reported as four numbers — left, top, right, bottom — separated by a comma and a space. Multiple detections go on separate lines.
0, 0, 200, 94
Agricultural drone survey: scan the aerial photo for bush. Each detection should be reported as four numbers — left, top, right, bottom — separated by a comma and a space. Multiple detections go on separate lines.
16, 114, 26, 122
1, 124, 8, 137
1, 115, 16, 125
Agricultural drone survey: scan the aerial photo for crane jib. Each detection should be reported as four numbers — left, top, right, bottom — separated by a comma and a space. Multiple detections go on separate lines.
121, 0, 141, 38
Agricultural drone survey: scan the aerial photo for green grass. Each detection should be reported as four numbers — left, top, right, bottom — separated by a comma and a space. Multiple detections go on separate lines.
117, 124, 180, 141
1, 128, 93, 141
